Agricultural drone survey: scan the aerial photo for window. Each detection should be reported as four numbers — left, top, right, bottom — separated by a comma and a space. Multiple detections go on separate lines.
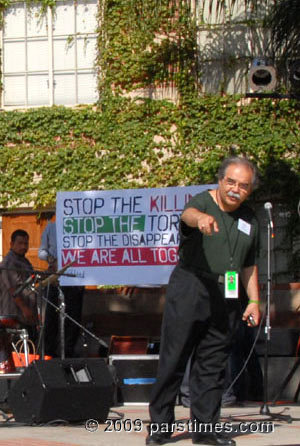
2, 0, 98, 107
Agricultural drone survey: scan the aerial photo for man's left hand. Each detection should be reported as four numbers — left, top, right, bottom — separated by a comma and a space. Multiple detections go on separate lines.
242, 302, 260, 327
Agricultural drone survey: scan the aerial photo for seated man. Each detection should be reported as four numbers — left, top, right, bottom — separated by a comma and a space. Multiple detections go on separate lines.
0, 230, 38, 373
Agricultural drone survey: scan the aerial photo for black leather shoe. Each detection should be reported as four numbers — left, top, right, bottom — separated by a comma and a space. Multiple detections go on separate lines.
145, 432, 171, 445
192, 432, 236, 446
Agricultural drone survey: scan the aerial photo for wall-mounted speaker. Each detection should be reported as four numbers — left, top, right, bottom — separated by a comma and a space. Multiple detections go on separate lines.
248, 58, 277, 92
8, 358, 113, 424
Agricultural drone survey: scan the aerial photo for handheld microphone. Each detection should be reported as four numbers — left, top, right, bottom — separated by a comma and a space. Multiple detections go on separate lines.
12, 273, 35, 297
248, 314, 256, 327
264, 202, 274, 228
264, 202, 275, 238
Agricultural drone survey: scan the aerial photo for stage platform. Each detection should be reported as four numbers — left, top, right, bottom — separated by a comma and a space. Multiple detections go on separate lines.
0, 401, 300, 446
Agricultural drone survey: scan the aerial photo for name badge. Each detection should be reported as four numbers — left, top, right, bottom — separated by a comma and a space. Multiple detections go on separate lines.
238, 218, 251, 236
225, 271, 239, 298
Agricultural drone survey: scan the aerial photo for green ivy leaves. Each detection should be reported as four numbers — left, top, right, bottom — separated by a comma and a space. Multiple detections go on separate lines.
0, 98, 298, 214
97, 0, 197, 97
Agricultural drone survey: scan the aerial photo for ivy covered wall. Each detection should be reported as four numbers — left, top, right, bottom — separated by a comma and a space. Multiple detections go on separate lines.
97, 0, 198, 100
0, 97, 298, 210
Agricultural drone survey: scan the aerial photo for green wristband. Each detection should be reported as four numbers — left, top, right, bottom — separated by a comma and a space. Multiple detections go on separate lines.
249, 299, 260, 304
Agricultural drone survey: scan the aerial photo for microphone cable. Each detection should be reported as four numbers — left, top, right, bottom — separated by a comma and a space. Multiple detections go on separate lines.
223, 304, 266, 397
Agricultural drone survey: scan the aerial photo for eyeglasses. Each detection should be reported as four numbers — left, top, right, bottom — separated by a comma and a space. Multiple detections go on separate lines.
223, 176, 251, 192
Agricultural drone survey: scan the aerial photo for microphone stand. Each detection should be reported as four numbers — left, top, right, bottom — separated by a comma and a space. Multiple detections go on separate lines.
37, 286, 108, 357
228, 212, 292, 425
15, 269, 108, 362
58, 286, 66, 360
259, 219, 292, 422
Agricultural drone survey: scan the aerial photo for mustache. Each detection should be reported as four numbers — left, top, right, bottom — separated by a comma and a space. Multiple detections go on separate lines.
227, 190, 241, 200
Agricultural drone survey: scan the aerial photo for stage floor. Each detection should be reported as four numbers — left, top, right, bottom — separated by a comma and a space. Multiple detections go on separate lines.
0, 401, 299, 446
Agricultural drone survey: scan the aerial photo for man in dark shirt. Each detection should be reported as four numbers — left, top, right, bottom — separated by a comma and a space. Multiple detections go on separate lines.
147, 157, 261, 446
0, 230, 37, 373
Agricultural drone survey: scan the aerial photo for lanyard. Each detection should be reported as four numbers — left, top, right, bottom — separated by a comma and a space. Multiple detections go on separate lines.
215, 192, 239, 269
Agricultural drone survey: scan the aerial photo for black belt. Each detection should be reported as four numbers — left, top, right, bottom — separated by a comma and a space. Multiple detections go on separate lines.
198, 271, 225, 284
178, 263, 225, 284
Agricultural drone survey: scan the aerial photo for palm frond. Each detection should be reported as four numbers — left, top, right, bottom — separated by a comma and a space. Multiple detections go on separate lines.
200, 0, 260, 17
268, 0, 300, 61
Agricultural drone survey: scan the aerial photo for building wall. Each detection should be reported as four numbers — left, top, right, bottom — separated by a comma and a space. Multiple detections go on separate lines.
0, 0, 275, 107
197, 1, 273, 94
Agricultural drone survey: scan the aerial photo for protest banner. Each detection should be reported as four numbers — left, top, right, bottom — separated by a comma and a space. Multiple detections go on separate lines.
56, 185, 216, 285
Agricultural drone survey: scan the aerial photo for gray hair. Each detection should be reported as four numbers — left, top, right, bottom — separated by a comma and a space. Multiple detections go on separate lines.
217, 156, 259, 189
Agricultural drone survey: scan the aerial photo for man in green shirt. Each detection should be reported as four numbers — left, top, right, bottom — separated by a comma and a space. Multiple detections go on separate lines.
147, 157, 260, 446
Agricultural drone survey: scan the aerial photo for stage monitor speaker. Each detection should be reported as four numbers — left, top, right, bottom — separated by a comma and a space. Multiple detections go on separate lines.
8, 358, 113, 424
109, 354, 159, 403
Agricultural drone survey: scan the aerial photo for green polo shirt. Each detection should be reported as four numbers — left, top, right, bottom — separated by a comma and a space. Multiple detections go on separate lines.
179, 190, 259, 275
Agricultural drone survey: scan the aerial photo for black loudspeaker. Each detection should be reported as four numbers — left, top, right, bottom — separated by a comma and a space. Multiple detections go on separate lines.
255, 328, 300, 357
8, 358, 113, 424
109, 354, 159, 403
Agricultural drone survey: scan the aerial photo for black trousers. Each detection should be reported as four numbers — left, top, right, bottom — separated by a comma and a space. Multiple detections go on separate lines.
43, 285, 84, 358
149, 265, 241, 434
